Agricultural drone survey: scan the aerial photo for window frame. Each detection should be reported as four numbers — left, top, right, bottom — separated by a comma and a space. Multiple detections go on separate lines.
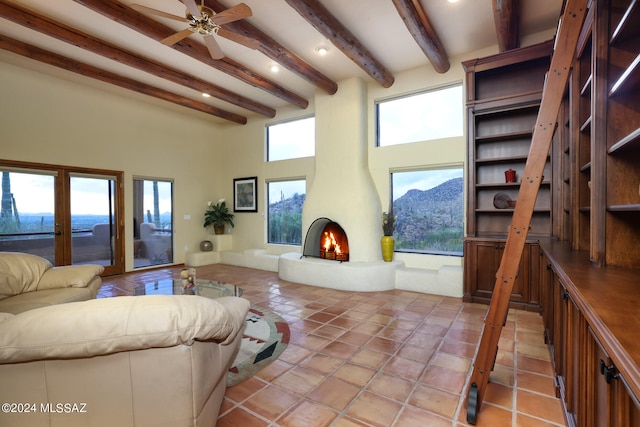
390, 166, 464, 256
266, 178, 306, 246
375, 83, 464, 147
266, 116, 315, 162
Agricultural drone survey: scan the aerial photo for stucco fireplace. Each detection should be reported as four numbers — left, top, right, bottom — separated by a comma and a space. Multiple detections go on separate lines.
278, 78, 400, 291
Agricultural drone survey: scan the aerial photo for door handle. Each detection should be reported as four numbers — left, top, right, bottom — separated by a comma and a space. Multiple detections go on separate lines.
54, 231, 62, 236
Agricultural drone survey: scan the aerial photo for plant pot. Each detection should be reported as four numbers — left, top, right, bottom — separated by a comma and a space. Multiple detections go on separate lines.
213, 225, 225, 235
381, 235, 394, 262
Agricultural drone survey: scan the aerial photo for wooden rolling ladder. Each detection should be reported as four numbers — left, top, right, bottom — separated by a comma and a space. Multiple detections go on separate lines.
465, 0, 589, 423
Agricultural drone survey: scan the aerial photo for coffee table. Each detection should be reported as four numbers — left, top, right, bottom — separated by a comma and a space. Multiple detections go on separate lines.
134, 279, 242, 298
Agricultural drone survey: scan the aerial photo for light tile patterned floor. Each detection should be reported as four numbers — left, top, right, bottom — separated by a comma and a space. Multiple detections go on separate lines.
99, 264, 566, 427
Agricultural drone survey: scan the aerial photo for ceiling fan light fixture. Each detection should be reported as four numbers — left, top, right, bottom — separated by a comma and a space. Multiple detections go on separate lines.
186, 6, 220, 36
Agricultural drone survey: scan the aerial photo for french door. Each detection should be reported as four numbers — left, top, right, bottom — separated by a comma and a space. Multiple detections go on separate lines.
0, 160, 124, 276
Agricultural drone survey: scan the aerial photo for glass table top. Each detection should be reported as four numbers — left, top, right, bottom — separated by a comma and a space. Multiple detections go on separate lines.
134, 279, 242, 298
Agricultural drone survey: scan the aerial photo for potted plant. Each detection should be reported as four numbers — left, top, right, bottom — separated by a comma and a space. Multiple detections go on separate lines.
204, 199, 235, 234
381, 206, 396, 262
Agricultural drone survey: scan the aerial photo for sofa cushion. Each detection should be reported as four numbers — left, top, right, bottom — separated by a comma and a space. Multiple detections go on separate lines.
0, 287, 96, 315
0, 295, 250, 364
37, 264, 104, 290
0, 252, 52, 300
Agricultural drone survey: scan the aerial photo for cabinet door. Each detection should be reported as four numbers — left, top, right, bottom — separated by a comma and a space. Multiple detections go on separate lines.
463, 240, 528, 305
586, 326, 640, 427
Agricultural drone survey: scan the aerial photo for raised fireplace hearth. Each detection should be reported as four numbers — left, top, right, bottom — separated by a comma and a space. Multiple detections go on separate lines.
303, 218, 349, 262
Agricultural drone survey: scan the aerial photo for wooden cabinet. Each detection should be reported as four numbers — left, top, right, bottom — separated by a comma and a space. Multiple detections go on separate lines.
462, 41, 553, 308
463, 238, 540, 310
540, 239, 640, 427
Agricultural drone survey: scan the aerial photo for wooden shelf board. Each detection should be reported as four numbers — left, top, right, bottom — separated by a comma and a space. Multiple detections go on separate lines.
609, 53, 640, 97
580, 161, 591, 172
476, 209, 550, 213
475, 130, 533, 143
610, 0, 640, 45
476, 155, 529, 164
609, 126, 640, 154
476, 181, 550, 189
580, 74, 592, 96
607, 204, 640, 212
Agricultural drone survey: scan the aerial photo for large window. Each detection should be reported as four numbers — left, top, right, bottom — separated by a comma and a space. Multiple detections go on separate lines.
391, 168, 463, 254
376, 84, 463, 147
266, 117, 315, 161
133, 178, 173, 268
267, 180, 305, 245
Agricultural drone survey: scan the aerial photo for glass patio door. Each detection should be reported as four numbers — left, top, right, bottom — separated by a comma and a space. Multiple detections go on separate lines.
0, 162, 124, 275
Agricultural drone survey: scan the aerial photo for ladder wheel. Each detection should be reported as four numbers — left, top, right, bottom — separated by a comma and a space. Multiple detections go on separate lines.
467, 382, 479, 425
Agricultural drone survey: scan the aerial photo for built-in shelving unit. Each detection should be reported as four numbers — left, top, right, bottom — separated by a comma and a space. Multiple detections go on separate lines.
462, 41, 553, 309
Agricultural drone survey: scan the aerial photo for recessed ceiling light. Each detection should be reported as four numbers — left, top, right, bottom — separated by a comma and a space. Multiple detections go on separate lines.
202, 93, 211, 98
448, 0, 460, 3
316, 46, 329, 56
270, 64, 280, 73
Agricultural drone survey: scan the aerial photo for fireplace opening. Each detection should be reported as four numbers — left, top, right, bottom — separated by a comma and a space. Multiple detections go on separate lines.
303, 218, 349, 262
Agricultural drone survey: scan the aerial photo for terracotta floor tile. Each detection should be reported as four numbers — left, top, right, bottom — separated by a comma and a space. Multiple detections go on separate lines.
349, 348, 390, 369
278, 400, 338, 427
395, 406, 452, 427
421, 365, 467, 394
517, 371, 556, 396
307, 377, 361, 411
346, 391, 403, 427
367, 372, 415, 402
516, 389, 566, 425
216, 407, 269, 427
242, 385, 298, 420
255, 359, 293, 382
440, 339, 477, 359
320, 340, 360, 359
332, 363, 377, 387
382, 355, 426, 381
100, 264, 566, 427
272, 367, 325, 396
408, 384, 459, 418
459, 402, 513, 427
431, 352, 472, 373
300, 353, 343, 375
483, 382, 514, 409
337, 330, 372, 346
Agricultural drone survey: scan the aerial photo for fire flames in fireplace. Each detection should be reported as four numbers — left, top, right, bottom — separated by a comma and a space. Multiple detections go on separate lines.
319, 223, 349, 261
303, 218, 349, 262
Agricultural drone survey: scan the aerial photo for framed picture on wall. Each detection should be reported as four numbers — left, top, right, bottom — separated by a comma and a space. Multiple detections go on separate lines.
233, 176, 258, 212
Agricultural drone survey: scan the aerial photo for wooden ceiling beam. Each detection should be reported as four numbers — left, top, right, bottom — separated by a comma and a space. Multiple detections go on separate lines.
493, 0, 520, 52
0, 34, 247, 124
284, 0, 394, 88
0, 0, 274, 118
205, 0, 337, 95
391, 0, 450, 73
74, 0, 309, 109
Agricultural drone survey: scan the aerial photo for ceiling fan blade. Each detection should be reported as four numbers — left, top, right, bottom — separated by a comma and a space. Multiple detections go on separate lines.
210, 3, 252, 25
217, 27, 260, 50
203, 34, 224, 59
130, 4, 185, 22
181, 0, 202, 18
161, 28, 193, 46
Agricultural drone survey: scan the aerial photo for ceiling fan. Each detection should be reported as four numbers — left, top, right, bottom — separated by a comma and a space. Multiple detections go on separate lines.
131, 0, 260, 59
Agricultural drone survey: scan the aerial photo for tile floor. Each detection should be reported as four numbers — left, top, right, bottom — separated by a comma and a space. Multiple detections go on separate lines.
99, 264, 566, 427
